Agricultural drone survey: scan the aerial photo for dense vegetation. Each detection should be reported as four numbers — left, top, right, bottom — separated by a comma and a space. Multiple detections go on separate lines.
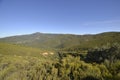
0, 42, 120, 80
0, 32, 120, 80
0, 32, 120, 49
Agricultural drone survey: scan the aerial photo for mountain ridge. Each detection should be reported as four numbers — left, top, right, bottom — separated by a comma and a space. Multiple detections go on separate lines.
0, 31, 120, 50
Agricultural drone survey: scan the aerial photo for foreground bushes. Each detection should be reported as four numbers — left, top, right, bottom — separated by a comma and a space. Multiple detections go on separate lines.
0, 54, 118, 80
0, 44, 120, 80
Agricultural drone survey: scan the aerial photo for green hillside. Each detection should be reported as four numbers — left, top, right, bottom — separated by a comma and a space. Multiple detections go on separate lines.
0, 32, 120, 80
0, 32, 120, 50
0, 42, 57, 80
0, 42, 120, 80
0, 42, 56, 59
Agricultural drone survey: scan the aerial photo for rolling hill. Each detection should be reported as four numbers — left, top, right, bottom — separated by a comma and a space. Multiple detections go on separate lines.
0, 42, 55, 58
0, 32, 120, 80
0, 32, 120, 50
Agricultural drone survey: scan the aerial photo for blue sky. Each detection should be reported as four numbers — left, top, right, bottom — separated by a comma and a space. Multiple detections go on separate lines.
0, 0, 120, 37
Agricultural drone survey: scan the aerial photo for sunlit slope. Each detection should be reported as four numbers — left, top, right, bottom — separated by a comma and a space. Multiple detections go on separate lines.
0, 43, 56, 80
0, 42, 54, 58
0, 32, 120, 49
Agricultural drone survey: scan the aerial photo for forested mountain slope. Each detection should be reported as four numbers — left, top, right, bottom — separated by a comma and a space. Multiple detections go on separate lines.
0, 32, 120, 49
0, 32, 120, 80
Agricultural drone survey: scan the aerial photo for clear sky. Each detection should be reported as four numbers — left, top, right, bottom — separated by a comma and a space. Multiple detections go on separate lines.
0, 0, 120, 37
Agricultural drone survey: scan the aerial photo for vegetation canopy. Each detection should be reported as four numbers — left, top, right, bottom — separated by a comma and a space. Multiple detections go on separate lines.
0, 32, 120, 80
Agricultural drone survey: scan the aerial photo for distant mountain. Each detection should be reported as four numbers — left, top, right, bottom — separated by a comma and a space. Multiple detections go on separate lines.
0, 32, 120, 49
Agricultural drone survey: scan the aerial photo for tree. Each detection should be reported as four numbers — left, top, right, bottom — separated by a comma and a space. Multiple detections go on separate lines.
85, 44, 120, 64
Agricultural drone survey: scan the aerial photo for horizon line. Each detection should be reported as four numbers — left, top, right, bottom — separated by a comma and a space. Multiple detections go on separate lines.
0, 31, 120, 38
